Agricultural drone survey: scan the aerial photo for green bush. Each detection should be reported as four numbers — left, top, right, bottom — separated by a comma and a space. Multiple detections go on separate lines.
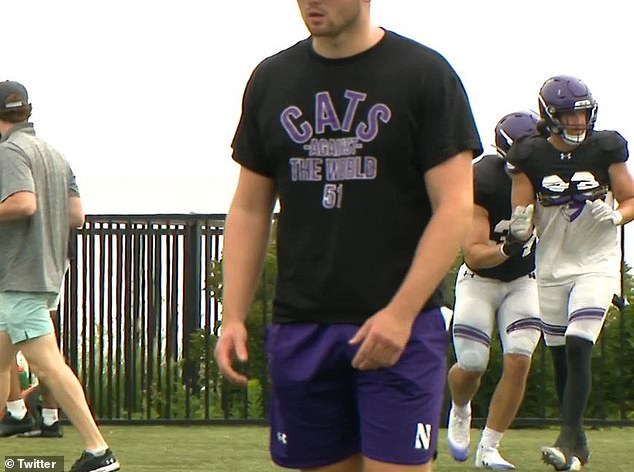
205, 245, 634, 421
78, 242, 634, 422
197, 225, 278, 419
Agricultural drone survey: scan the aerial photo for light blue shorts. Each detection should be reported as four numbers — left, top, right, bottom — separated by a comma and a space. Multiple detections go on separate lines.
0, 291, 58, 344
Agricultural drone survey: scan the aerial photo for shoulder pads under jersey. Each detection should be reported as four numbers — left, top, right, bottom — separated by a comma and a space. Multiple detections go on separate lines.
594, 130, 628, 153
506, 135, 541, 171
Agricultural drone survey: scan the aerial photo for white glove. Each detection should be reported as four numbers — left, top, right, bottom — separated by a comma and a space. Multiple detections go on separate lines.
586, 199, 623, 225
509, 204, 534, 241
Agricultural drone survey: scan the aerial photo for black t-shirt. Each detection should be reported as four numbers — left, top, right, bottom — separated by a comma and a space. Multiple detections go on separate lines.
232, 30, 482, 324
471, 154, 535, 281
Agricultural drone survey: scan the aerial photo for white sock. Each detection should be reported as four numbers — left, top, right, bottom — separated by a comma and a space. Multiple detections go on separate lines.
41, 408, 59, 426
452, 401, 471, 418
480, 427, 504, 449
6, 399, 27, 420
85, 447, 107, 457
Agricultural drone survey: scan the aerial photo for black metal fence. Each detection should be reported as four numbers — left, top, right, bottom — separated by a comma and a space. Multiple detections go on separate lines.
54, 214, 633, 426
56, 214, 243, 423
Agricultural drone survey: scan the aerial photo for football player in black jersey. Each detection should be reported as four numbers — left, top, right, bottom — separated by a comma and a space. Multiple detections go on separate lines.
508, 75, 634, 471
214, 1, 483, 471
447, 112, 541, 470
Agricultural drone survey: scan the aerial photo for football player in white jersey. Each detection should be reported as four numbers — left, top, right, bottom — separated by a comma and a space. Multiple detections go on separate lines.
447, 111, 542, 470
507, 75, 634, 471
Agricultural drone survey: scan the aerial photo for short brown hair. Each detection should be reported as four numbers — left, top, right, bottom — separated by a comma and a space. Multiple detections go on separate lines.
0, 81, 31, 123
0, 102, 32, 123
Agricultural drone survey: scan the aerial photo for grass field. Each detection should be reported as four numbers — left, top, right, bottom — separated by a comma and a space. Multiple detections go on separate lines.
2, 425, 632, 471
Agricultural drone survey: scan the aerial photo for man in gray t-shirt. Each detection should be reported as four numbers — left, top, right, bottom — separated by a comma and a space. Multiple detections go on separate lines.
0, 80, 120, 472
0, 121, 79, 293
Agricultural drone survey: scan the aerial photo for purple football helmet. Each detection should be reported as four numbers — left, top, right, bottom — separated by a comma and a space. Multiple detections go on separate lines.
494, 110, 539, 157
538, 75, 597, 146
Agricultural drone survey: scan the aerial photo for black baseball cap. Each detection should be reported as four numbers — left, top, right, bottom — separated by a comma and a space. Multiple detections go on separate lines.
0, 80, 29, 111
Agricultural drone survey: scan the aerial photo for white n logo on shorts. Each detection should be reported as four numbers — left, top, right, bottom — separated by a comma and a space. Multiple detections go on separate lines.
414, 423, 432, 450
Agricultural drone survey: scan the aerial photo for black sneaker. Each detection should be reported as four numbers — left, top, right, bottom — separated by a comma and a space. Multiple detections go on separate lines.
18, 419, 63, 438
0, 411, 35, 437
70, 449, 120, 472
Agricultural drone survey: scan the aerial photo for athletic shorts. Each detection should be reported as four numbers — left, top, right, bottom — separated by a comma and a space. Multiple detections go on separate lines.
539, 274, 619, 346
0, 291, 58, 344
453, 264, 541, 357
266, 307, 448, 468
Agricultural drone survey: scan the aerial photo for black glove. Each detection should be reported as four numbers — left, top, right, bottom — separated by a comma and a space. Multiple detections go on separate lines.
500, 233, 525, 257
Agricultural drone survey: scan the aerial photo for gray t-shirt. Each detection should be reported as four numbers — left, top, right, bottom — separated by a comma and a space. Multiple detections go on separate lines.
0, 123, 80, 293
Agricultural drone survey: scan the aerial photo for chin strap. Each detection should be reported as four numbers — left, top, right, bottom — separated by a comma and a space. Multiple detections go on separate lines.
561, 130, 586, 146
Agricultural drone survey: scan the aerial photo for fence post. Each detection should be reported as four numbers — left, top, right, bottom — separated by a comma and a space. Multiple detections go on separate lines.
183, 219, 202, 392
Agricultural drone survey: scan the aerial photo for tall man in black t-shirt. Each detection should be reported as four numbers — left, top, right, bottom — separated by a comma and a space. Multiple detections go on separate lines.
214, 1, 482, 471
446, 112, 541, 470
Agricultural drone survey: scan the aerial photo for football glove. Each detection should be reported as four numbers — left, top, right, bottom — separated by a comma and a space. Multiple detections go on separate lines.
509, 204, 534, 241
500, 233, 525, 257
586, 199, 623, 225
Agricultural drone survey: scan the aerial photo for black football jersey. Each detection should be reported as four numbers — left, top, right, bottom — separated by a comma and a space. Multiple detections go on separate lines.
471, 155, 535, 281
507, 131, 626, 210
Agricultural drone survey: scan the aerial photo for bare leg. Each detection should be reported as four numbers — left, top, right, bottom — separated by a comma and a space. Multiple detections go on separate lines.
41, 311, 60, 409
0, 332, 18, 412
447, 363, 482, 406
447, 363, 481, 461
485, 353, 531, 432
18, 334, 107, 450
8, 361, 22, 401
474, 354, 532, 467
39, 379, 59, 409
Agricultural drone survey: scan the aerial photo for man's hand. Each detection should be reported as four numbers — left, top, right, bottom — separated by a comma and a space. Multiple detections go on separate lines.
214, 320, 249, 386
509, 204, 534, 241
500, 232, 525, 257
349, 308, 414, 370
586, 199, 623, 225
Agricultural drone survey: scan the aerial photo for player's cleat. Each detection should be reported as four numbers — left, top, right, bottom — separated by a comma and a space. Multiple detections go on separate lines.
18, 419, 63, 438
69, 449, 120, 472
569, 431, 590, 465
553, 427, 589, 467
572, 443, 589, 465
447, 406, 471, 461
541, 446, 567, 470
541, 446, 582, 471
0, 411, 35, 437
568, 457, 582, 471
475, 445, 515, 469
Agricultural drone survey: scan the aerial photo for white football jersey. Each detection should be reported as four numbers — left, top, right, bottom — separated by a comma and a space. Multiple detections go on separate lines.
534, 192, 620, 285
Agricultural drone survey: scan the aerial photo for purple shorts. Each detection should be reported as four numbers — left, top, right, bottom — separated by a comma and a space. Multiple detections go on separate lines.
266, 307, 448, 468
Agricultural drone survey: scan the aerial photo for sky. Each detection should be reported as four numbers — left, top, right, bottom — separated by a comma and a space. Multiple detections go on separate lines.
5, 0, 634, 259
